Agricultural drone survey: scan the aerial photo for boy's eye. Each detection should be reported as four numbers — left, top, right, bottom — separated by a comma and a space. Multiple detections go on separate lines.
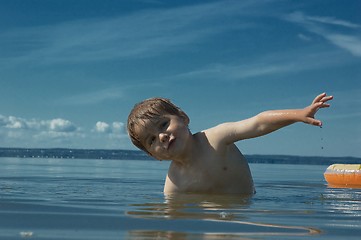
160, 120, 168, 128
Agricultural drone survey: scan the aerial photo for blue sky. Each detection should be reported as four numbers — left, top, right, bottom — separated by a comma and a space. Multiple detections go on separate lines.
0, 0, 360, 157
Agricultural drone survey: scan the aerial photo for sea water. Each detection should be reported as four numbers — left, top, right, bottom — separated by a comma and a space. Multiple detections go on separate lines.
0, 157, 360, 239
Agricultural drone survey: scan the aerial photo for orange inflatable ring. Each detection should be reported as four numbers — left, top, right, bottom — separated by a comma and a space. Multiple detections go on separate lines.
324, 164, 361, 187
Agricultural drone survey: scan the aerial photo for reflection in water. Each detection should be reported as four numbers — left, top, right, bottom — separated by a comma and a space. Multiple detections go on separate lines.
326, 184, 361, 189
126, 229, 318, 240
128, 193, 250, 220
126, 193, 320, 239
322, 187, 361, 219
165, 193, 250, 220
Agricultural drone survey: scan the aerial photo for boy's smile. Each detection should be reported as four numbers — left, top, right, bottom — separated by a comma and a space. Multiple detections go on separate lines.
168, 137, 176, 149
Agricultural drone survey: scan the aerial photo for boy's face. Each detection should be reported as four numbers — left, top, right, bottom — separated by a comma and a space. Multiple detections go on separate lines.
134, 114, 191, 160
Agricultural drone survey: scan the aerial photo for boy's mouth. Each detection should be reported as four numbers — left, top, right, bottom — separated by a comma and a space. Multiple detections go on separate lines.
167, 137, 175, 150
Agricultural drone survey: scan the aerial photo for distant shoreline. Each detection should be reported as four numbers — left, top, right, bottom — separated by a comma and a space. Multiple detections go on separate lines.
0, 147, 360, 165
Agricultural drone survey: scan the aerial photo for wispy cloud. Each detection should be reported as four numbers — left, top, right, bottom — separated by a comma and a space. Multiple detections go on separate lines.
166, 47, 350, 82
297, 33, 311, 41
285, 12, 361, 57
0, 1, 264, 67
306, 15, 360, 29
58, 87, 124, 105
325, 34, 361, 57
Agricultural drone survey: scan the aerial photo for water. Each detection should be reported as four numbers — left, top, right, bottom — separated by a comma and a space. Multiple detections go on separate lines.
0, 157, 360, 239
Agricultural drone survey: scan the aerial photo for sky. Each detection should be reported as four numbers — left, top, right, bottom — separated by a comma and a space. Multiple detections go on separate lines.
0, 0, 360, 157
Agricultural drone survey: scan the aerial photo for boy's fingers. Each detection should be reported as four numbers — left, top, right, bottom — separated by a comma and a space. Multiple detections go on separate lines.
315, 120, 322, 127
320, 103, 331, 108
320, 96, 333, 103
312, 93, 326, 104
307, 118, 322, 126
312, 101, 324, 109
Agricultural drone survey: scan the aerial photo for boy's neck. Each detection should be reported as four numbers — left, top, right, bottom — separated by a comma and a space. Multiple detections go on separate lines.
171, 132, 202, 167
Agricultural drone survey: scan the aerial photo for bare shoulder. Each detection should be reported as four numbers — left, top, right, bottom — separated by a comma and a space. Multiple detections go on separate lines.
201, 122, 240, 147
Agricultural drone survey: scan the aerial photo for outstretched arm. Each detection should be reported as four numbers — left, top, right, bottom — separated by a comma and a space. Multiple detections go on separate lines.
210, 93, 333, 145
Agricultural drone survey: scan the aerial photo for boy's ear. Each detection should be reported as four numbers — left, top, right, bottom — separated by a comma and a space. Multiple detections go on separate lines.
180, 112, 190, 125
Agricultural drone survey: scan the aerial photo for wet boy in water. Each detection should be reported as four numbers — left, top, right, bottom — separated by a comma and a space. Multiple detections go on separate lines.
127, 93, 333, 195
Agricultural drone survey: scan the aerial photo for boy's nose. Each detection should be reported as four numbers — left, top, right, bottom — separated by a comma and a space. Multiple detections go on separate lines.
159, 133, 168, 142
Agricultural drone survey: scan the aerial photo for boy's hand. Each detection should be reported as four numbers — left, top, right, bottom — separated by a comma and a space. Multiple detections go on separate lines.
302, 93, 333, 126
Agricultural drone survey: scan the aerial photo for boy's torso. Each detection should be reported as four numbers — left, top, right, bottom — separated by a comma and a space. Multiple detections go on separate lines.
164, 133, 254, 194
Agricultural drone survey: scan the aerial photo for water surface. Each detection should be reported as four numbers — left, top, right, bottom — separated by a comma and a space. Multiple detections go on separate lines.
0, 158, 360, 239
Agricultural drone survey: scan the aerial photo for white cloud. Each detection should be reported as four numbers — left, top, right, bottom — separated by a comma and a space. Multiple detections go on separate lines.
0, 114, 85, 148
95, 121, 110, 133
0, 115, 79, 133
112, 122, 124, 132
0, 115, 32, 129
94, 121, 125, 135
0, 114, 130, 148
1, 115, 78, 136
49, 118, 77, 132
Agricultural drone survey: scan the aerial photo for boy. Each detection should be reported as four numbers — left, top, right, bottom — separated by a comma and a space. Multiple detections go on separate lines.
127, 93, 333, 195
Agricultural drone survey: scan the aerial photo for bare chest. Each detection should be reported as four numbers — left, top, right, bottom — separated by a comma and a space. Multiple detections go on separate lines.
168, 148, 253, 194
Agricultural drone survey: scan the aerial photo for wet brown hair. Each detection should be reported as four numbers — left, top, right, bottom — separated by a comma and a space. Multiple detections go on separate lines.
127, 97, 189, 154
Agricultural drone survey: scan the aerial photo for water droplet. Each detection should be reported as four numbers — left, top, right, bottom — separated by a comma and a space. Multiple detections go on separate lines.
220, 211, 232, 219
220, 212, 227, 218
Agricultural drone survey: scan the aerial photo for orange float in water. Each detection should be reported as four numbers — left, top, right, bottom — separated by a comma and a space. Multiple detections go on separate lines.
324, 164, 361, 187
